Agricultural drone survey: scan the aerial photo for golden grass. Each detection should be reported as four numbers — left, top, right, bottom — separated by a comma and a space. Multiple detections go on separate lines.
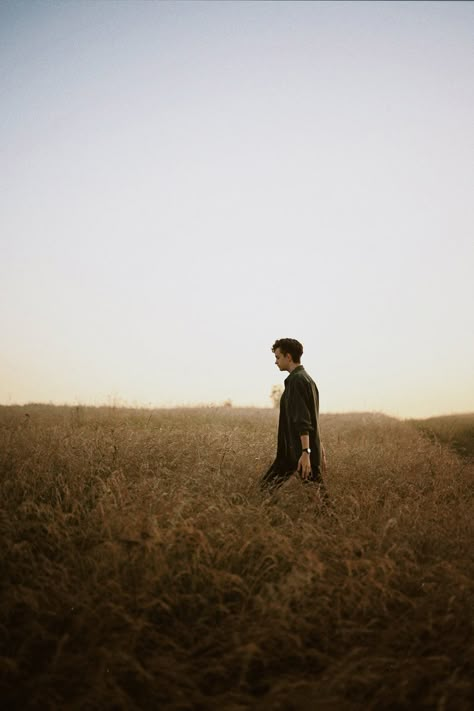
1, 405, 473, 709
408, 413, 474, 461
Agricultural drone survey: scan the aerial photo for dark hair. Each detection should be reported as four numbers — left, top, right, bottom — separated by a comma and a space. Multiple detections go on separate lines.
272, 338, 303, 363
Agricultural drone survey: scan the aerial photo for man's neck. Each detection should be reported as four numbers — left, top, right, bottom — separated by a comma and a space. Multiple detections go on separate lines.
287, 362, 302, 373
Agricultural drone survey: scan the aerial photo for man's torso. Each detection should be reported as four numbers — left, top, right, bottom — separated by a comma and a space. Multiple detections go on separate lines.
276, 366, 321, 471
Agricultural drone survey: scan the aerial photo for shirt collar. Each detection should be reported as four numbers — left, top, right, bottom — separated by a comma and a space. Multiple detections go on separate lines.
284, 364, 304, 384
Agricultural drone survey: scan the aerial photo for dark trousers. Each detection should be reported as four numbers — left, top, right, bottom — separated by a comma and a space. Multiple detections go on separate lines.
260, 458, 330, 502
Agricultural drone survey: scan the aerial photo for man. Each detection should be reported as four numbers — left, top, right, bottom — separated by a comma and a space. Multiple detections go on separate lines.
260, 338, 328, 498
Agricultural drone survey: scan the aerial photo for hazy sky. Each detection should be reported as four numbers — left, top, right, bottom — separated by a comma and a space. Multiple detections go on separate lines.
1, 0, 473, 417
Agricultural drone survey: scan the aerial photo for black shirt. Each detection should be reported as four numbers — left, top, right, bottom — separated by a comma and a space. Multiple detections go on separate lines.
276, 365, 322, 473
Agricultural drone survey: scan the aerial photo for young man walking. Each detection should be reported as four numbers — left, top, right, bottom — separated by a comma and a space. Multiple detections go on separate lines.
260, 338, 328, 498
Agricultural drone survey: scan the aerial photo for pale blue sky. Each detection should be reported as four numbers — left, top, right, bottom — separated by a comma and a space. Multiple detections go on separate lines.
1, 1, 473, 417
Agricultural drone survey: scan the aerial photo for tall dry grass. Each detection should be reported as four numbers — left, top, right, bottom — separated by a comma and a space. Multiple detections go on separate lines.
1, 405, 473, 710
408, 413, 474, 462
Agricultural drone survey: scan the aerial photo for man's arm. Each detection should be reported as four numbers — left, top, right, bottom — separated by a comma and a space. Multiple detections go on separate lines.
298, 433, 311, 480
288, 380, 313, 434
288, 380, 313, 480
298, 436, 327, 479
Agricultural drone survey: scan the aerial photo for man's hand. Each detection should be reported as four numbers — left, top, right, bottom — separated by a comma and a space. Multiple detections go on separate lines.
297, 452, 312, 480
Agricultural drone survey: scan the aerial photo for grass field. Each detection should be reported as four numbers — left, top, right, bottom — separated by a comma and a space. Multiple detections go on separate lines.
1, 405, 473, 710
408, 413, 474, 462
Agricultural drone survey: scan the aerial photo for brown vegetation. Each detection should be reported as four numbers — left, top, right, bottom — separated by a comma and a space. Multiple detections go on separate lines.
408, 413, 474, 462
1, 405, 473, 710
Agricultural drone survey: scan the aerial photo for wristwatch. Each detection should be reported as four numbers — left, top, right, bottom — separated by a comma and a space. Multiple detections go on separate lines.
302, 447, 311, 454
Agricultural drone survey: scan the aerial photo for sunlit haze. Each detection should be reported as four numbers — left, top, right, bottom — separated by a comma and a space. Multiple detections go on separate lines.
1, 1, 473, 418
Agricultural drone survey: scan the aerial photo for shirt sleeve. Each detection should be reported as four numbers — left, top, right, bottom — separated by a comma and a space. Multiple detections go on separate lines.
288, 379, 314, 435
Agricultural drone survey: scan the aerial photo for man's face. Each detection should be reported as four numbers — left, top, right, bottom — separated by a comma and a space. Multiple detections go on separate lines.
274, 347, 292, 372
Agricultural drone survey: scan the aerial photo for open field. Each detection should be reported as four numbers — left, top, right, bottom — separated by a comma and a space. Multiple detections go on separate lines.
1, 405, 473, 710
408, 413, 474, 462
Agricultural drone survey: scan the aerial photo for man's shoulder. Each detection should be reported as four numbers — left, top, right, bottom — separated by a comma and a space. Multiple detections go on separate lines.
288, 368, 315, 387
